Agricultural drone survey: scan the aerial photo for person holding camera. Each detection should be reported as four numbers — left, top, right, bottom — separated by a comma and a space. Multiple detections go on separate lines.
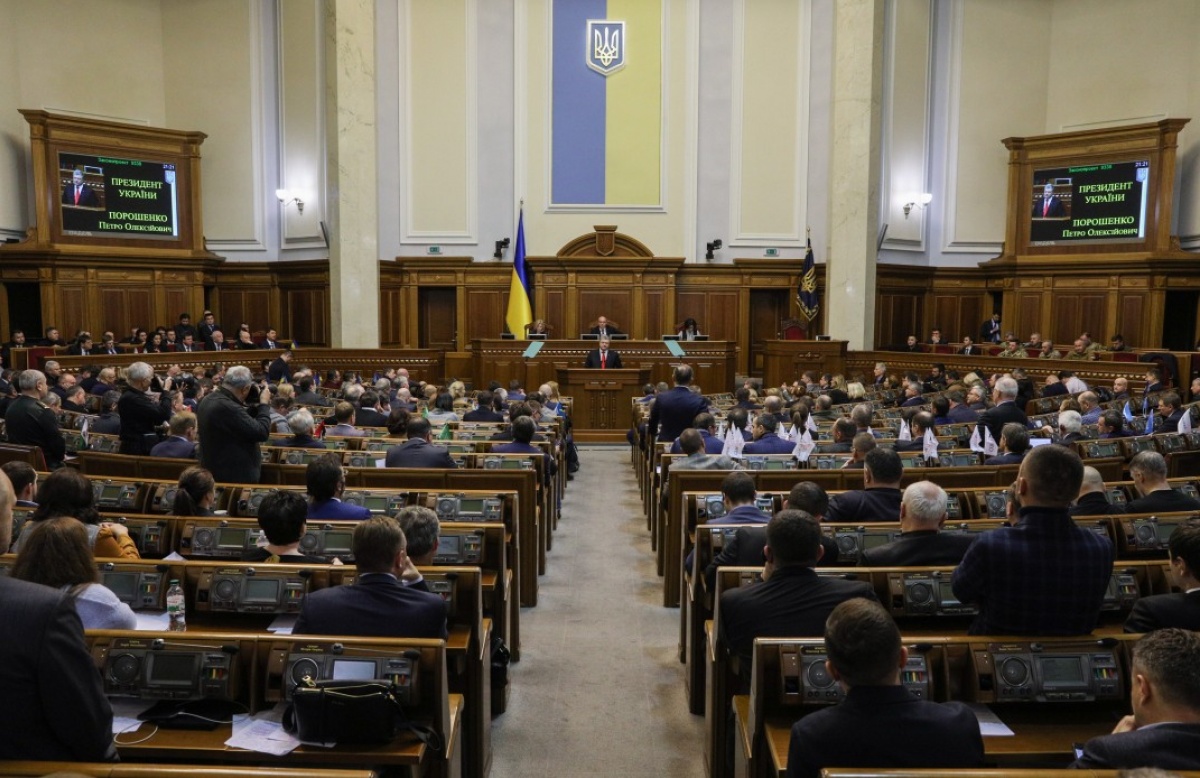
196, 365, 273, 483
117, 362, 175, 456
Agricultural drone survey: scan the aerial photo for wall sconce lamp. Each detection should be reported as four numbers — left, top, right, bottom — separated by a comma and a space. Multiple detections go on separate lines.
275, 189, 305, 215
705, 238, 723, 260
494, 237, 511, 259
902, 193, 933, 219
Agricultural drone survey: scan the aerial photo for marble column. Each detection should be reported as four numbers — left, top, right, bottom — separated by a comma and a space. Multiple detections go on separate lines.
826, 0, 885, 350
324, 0, 380, 348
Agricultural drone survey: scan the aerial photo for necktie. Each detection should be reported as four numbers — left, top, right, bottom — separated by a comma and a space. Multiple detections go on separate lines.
1043, 200, 1050, 217
601, 352, 607, 369
74, 187, 80, 205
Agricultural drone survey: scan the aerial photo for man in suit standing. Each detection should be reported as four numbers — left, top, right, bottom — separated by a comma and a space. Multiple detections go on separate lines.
385, 417, 458, 468
306, 453, 372, 521
859, 481, 976, 566
648, 364, 708, 443
196, 366, 273, 484
1124, 519, 1200, 632
980, 313, 1002, 343
267, 351, 293, 384
117, 361, 176, 455
1034, 182, 1066, 218
0, 468, 116, 761
174, 313, 197, 345
62, 168, 100, 207
1072, 628, 1200, 770
719, 509, 877, 679
976, 376, 1028, 444
786, 599, 985, 778
197, 310, 221, 346
589, 315, 622, 338
293, 516, 448, 638
584, 337, 622, 369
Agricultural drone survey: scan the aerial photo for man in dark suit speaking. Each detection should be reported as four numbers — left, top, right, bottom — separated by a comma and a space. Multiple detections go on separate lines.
62, 168, 100, 208
786, 599, 985, 778
1034, 182, 1066, 218
584, 337, 622, 369
1072, 628, 1200, 771
293, 515, 448, 638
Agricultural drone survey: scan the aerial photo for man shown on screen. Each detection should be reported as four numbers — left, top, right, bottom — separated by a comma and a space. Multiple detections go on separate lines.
62, 169, 99, 208
1034, 182, 1066, 218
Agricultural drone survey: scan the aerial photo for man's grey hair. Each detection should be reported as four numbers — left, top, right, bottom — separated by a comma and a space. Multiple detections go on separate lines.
342, 383, 364, 403
1130, 450, 1168, 480
44, 393, 61, 409
902, 481, 948, 526
18, 370, 45, 392
126, 362, 154, 383
287, 408, 315, 436
1059, 409, 1082, 434
994, 376, 1019, 399
223, 365, 254, 389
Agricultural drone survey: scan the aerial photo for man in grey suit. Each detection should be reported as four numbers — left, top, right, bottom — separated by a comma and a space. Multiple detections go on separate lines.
293, 516, 448, 639
1072, 628, 1200, 770
385, 417, 458, 468
0, 470, 116, 761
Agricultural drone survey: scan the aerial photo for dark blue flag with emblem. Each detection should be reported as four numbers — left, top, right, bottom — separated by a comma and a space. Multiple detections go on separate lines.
797, 234, 819, 323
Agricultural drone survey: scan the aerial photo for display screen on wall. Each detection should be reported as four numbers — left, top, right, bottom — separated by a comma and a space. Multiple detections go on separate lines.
1029, 159, 1150, 246
58, 152, 180, 240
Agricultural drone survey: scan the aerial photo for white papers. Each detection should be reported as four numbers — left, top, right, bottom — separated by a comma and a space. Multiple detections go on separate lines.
982, 426, 999, 457
268, 614, 298, 634
226, 717, 303, 756
897, 420, 911, 442
793, 429, 815, 463
922, 427, 938, 460
161, 551, 186, 561
968, 425, 983, 452
111, 700, 154, 734
965, 703, 1015, 737
721, 425, 745, 459
135, 611, 171, 631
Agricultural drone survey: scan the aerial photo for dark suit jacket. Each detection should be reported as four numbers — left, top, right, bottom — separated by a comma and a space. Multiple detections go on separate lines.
1072, 723, 1200, 771
196, 386, 273, 483
294, 572, 448, 639
62, 183, 99, 207
977, 400, 1029, 443
356, 407, 389, 428
385, 438, 458, 468
1125, 488, 1200, 514
584, 348, 622, 369
984, 451, 1025, 465
648, 386, 709, 442
670, 429, 725, 455
1035, 195, 1066, 218
1069, 491, 1124, 517
787, 685, 985, 778
1042, 382, 1068, 397
744, 433, 795, 455
117, 386, 174, 455
824, 488, 903, 523
267, 357, 292, 384
0, 576, 115, 761
859, 530, 977, 567
204, 340, 230, 352
1124, 590, 1200, 633
309, 498, 372, 521
588, 325, 623, 337
4, 394, 65, 468
462, 408, 505, 423
719, 565, 876, 671
1157, 409, 1186, 434
198, 322, 221, 345
704, 526, 841, 592
493, 440, 557, 477
149, 435, 197, 459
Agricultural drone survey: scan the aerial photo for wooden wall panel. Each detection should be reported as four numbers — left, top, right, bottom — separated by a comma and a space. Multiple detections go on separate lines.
643, 290, 666, 337
380, 288, 404, 346
578, 290, 633, 333
704, 291, 740, 341
675, 292, 706, 330
1015, 292, 1042, 340
875, 294, 919, 347
57, 286, 87, 338
931, 296, 961, 339
465, 290, 505, 341
1119, 294, 1145, 346
1078, 294, 1106, 342
544, 290, 565, 337
283, 289, 328, 346
1053, 295, 1081, 342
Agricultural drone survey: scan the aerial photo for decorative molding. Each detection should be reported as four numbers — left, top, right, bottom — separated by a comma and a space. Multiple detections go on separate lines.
514, 0, 528, 233
544, 0, 669, 212
682, 0, 700, 262
728, 0, 809, 247
276, 0, 326, 249
401, 0, 479, 244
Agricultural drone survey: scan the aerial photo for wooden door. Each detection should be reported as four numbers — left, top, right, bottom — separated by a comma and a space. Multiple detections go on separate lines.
748, 289, 788, 377
420, 287, 457, 350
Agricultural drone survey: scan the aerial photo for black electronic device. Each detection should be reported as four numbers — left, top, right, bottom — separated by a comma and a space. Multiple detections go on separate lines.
939, 452, 979, 468
754, 495, 776, 516
945, 496, 962, 520
279, 449, 326, 466
975, 642, 1123, 703
433, 530, 485, 565
1102, 570, 1140, 611
92, 480, 142, 511
345, 451, 386, 468
283, 650, 418, 705
1127, 515, 1188, 551
182, 521, 260, 558
98, 563, 169, 610
696, 494, 726, 520
1084, 441, 1122, 459
707, 526, 745, 551
195, 567, 309, 614
1106, 488, 1128, 508
340, 490, 407, 516
981, 491, 1009, 520
114, 516, 170, 556
297, 526, 356, 560
779, 643, 929, 705
149, 483, 228, 515
745, 456, 796, 471
434, 494, 504, 522
829, 526, 901, 563
483, 456, 534, 471
888, 571, 977, 617
100, 636, 237, 701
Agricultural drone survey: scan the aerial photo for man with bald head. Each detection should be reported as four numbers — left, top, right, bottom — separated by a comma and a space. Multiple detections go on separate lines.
0, 468, 116, 760
859, 481, 977, 566
1070, 465, 1126, 517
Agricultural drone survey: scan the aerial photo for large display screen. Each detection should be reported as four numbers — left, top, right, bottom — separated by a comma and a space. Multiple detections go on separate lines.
1030, 160, 1150, 246
58, 152, 180, 240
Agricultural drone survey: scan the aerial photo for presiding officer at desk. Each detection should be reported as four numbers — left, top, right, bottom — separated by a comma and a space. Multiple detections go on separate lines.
294, 515, 447, 638
584, 336, 622, 369
589, 315, 621, 338
952, 444, 1113, 635
0, 468, 116, 761
786, 599, 984, 778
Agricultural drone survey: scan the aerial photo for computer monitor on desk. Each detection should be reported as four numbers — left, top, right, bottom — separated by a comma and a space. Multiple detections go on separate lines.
580, 333, 599, 340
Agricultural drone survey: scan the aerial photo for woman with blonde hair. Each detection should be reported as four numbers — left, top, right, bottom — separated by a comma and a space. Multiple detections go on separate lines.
13, 517, 137, 629
846, 382, 866, 400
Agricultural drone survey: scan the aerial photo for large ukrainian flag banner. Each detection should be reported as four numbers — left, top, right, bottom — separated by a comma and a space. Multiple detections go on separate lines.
551, 0, 662, 207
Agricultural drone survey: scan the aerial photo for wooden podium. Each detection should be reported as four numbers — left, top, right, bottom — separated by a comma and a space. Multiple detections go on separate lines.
557, 367, 650, 440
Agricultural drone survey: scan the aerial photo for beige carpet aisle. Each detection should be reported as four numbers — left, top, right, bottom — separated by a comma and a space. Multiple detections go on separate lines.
488, 445, 706, 778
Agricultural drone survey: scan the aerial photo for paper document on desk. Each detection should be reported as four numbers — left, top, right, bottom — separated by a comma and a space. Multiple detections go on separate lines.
267, 614, 298, 634
111, 699, 154, 734
135, 611, 171, 631
226, 717, 303, 756
966, 703, 1015, 736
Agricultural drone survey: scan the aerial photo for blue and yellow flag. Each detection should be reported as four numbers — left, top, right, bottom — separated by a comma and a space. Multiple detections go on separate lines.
797, 236, 819, 322
505, 210, 533, 337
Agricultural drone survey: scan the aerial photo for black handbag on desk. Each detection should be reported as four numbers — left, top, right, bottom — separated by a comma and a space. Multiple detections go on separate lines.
283, 677, 443, 751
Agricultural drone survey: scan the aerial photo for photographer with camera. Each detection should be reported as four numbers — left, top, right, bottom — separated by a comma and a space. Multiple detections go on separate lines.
196, 365, 273, 483
117, 362, 175, 456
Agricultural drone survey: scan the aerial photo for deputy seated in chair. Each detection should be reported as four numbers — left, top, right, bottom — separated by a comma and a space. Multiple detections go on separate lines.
858, 481, 976, 567
306, 453, 371, 521
277, 408, 326, 449
1124, 519, 1200, 633
823, 448, 904, 523
786, 599, 985, 778
242, 489, 325, 564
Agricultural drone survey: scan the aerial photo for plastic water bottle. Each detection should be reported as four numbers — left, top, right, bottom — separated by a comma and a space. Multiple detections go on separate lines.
166, 579, 186, 632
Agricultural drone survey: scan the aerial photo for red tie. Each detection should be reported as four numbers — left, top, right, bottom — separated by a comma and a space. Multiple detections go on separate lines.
74, 187, 80, 205
601, 352, 606, 369
1043, 201, 1050, 217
